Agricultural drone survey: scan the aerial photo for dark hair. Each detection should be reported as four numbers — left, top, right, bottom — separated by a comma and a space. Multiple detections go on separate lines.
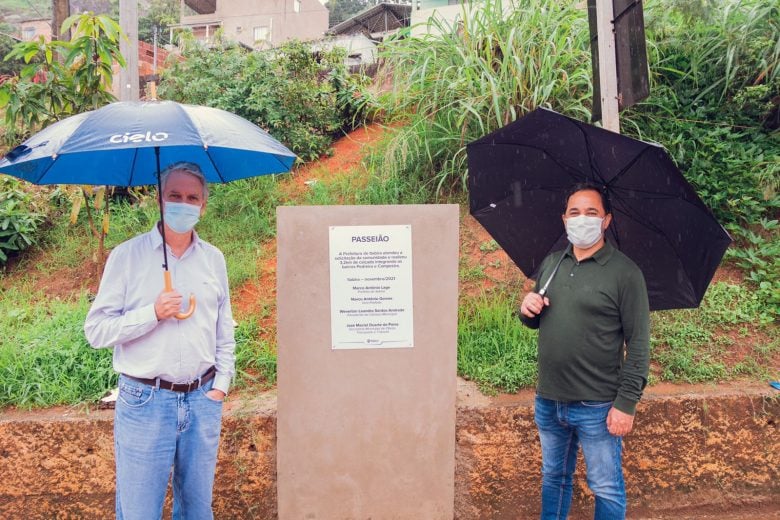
564, 182, 611, 214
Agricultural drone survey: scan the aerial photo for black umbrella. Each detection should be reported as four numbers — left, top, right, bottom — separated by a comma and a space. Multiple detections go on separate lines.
467, 107, 731, 311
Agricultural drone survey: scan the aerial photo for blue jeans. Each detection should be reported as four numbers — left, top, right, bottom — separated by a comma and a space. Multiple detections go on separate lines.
534, 396, 625, 520
114, 374, 224, 520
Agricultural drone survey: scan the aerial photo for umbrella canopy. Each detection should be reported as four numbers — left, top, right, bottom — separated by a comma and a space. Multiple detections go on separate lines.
0, 100, 296, 320
0, 100, 296, 185
467, 107, 731, 311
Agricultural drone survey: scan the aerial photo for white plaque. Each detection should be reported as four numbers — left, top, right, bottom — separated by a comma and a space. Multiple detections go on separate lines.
329, 225, 414, 349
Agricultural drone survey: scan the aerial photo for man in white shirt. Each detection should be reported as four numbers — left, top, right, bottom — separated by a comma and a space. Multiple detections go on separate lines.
85, 162, 235, 520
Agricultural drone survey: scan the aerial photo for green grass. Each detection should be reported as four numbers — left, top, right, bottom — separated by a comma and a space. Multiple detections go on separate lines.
373, 0, 592, 193
0, 0, 50, 17
0, 289, 115, 408
458, 290, 538, 394
0, 287, 279, 408
650, 282, 779, 383
197, 176, 283, 287
233, 316, 277, 390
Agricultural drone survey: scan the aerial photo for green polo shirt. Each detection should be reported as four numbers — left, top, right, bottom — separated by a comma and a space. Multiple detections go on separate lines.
519, 241, 650, 415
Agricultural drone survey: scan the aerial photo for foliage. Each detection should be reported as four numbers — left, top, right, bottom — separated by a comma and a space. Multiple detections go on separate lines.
0, 288, 280, 408
725, 219, 780, 322
159, 36, 368, 162
618, 0, 780, 310
0, 12, 124, 145
621, 0, 780, 226
233, 316, 277, 389
651, 281, 778, 383
374, 0, 592, 193
640, 0, 779, 110
138, 0, 179, 45
0, 292, 116, 408
0, 177, 44, 263
325, 0, 370, 28
0, 22, 23, 77
197, 176, 283, 287
458, 291, 538, 393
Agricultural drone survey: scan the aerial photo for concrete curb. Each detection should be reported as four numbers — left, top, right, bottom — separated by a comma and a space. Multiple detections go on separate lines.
0, 383, 777, 518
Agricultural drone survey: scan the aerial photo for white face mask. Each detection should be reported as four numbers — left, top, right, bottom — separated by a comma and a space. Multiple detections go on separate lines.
565, 215, 605, 249
164, 201, 201, 233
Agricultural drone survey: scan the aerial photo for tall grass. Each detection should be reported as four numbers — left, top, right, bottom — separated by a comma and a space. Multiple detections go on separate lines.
0, 290, 115, 408
374, 0, 592, 192
458, 291, 538, 393
641, 0, 780, 107
197, 176, 283, 287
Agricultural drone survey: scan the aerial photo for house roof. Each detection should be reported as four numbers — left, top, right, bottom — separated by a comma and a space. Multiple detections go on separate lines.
328, 2, 411, 37
183, 0, 217, 15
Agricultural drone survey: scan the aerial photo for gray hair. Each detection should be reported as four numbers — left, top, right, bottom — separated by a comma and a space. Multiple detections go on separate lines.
160, 161, 209, 200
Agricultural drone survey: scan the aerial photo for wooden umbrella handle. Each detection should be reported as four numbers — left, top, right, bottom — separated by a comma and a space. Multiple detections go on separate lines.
163, 271, 196, 320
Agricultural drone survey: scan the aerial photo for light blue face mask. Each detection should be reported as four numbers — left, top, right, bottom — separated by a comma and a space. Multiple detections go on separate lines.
164, 201, 201, 233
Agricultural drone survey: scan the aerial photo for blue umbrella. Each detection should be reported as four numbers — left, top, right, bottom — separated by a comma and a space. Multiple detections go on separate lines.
0, 100, 297, 318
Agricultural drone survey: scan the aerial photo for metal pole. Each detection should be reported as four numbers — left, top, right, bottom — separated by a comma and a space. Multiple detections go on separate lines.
595, 0, 620, 133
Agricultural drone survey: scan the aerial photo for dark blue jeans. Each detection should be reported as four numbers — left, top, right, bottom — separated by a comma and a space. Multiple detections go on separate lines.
534, 396, 626, 520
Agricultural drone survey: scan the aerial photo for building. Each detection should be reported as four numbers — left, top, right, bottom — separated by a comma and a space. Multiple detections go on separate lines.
324, 3, 412, 69
17, 18, 52, 41
172, 0, 329, 49
410, 0, 479, 37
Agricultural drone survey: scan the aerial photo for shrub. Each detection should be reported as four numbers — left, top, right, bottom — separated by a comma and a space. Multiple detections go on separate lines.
373, 0, 592, 193
0, 178, 44, 264
159, 37, 370, 162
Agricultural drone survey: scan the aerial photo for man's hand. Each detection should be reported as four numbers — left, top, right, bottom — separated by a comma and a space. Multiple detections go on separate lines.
206, 389, 226, 401
154, 290, 183, 320
520, 292, 550, 318
607, 407, 635, 436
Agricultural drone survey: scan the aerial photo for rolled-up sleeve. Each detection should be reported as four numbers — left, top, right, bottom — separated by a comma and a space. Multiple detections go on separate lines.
212, 252, 236, 394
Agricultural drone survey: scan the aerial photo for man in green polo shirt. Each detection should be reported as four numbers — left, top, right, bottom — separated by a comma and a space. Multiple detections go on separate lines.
519, 182, 650, 520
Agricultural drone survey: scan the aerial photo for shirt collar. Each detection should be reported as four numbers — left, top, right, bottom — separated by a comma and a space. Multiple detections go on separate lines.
565, 239, 615, 265
149, 223, 201, 251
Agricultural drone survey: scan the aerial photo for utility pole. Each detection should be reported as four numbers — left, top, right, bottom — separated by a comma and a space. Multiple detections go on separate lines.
52, 0, 70, 41
119, 0, 139, 101
594, 0, 620, 133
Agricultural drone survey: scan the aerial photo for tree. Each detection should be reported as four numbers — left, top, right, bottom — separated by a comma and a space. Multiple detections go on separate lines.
0, 12, 124, 143
0, 12, 126, 269
0, 23, 23, 77
325, 0, 370, 28
138, 0, 179, 45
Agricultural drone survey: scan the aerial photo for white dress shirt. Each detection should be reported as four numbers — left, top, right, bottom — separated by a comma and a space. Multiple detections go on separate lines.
84, 225, 235, 394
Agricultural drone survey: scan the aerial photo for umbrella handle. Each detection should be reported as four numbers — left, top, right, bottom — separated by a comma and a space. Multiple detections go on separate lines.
164, 271, 196, 320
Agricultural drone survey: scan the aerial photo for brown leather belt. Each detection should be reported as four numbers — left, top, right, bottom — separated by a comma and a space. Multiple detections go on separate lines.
122, 365, 216, 392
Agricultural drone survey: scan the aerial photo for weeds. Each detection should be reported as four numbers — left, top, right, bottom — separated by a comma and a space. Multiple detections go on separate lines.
0, 291, 115, 408
374, 0, 591, 193
458, 290, 538, 393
